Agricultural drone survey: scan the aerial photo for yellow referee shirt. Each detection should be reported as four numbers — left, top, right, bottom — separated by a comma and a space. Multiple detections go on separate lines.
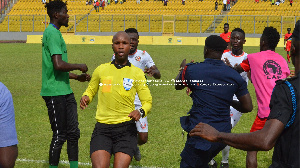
83, 61, 152, 124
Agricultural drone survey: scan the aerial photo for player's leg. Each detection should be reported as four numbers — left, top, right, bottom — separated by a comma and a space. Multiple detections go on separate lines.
0, 145, 18, 168
90, 123, 113, 168
113, 121, 137, 166
91, 150, 111, 168
43, 96, 68, 167
65, 93, 80, 168
246, 115, 266, 168
137, 117, 148, 145
246, 151, 258, 168
113, 152, 132, 168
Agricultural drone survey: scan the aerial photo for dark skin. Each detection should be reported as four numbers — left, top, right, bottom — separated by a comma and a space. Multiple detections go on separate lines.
233, 35, 274, 73
127, 32, 161, 79
50, 6, 91, 82
0, 145, 18, 168
80, 32, 141, 122
175, 47, 253, 113
80, 32, 142, 168
190, 37, 300, 168
127, 31, 160, 145
224, 24, 231, 51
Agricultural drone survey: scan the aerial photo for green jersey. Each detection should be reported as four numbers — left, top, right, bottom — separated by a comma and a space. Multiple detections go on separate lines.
41, 24, 73, 96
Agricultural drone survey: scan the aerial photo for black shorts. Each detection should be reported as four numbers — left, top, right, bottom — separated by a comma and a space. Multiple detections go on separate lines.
90, 120, 137, 158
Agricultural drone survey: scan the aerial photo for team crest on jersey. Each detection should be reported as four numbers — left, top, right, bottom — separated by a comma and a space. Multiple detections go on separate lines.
123, 78, 134, 91
135, 56, 141, 62
263, 60, 283, 80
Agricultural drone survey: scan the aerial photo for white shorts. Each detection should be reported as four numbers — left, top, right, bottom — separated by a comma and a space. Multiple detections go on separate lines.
230, 106, 242, 128
135, 105, 148, 133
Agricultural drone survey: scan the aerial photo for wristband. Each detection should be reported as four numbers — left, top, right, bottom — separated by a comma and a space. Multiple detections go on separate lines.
138, 108, 145, 118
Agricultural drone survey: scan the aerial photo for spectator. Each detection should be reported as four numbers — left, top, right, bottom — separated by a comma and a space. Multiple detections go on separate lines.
86, 0, 89, 5
284, 28, 292, 63
223, 0, 227, 11
120, 0, 123, 4
215, 0, 218, 10
107, 0, 110, 5
227, 0, 230, 10
101, 0, 105, 10
220, 23, 231, 53
255, 0, 259, 3
42, 0, 47, 4
182, 0, 185, 5
164, 0, 168, 6
96, 0, 100, 12
290, 0, 293, 6
137, 0, 140, 4
115, 0, 118, 4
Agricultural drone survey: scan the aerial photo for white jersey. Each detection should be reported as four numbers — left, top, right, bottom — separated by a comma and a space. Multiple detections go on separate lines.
112, 49, 155, 106
222, 51, 248, 100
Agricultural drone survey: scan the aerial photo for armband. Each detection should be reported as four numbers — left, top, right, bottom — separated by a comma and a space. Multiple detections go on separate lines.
138, 108, 145, 118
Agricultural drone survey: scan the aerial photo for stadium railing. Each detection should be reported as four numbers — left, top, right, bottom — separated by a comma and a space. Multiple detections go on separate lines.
0, 14, 299, 35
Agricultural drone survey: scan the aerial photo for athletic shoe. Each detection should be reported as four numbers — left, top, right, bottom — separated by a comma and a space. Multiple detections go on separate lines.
208, 162, 217, 168
134, 146, 142, 161
220, 162, 229, 168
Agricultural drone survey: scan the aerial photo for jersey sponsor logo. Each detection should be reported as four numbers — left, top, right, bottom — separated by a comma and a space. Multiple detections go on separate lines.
263, 60, 283, 80
140, 122, 147, 129
123, 78, 133, 91
135, 56, 141, 62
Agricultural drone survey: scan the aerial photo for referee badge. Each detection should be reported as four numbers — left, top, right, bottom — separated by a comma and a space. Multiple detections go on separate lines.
123, 78, 134, 91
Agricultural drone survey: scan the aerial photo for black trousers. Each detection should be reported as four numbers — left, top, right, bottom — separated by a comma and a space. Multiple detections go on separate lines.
43, 93, 80, 166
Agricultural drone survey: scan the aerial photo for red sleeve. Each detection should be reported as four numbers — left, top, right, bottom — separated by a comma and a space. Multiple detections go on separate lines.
181, 66, 188, 86
284, 33, 288, 40
240, 59, 250, 72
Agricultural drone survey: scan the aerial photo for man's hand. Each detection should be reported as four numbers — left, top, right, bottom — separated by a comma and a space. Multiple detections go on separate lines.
78, 64, 88, 73
77, 73, 91, 82
144, 66, 158, 77
223, 57, 233, 68
186, 87, 192, 96
284, 47, 286, 50
180, 59, 187, 68
128, 110, 141, 121
189, 122, 220, 142
80, 95, 90, 110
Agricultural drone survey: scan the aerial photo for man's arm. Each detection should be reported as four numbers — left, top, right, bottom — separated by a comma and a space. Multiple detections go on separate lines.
189, 119, 284, 151
69, 73, 91, 82
52, 54, 88, 73
231, 93, 253, 113
175, 59, 187, 90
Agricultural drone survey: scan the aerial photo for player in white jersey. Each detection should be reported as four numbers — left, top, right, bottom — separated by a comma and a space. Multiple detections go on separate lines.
111, 28, 161, 161
209, 28, 248, 168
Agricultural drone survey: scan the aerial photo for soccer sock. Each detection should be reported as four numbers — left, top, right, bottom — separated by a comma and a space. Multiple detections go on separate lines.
70, 161, 78, 168
287, 54, 290, 62
49, 165, 58, 168
221, 145, 230, 163
209, 158, 216, 165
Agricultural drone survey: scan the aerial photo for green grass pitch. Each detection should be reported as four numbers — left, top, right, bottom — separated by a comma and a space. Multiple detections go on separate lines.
0, 43, 294, 168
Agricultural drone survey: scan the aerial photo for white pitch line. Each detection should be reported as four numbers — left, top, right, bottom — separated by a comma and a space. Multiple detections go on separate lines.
16, 158, 164, 168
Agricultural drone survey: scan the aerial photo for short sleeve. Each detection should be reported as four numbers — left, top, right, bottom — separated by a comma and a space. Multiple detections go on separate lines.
144, 52, 155, 68
240, 58, 250, 72
268, 84, 293, 126
235, 77, 249, 98
47, 31, 63, 56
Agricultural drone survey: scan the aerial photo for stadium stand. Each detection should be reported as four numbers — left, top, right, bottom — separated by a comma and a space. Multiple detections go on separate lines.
0, 0, 298, 34
215, 1, 300, 34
